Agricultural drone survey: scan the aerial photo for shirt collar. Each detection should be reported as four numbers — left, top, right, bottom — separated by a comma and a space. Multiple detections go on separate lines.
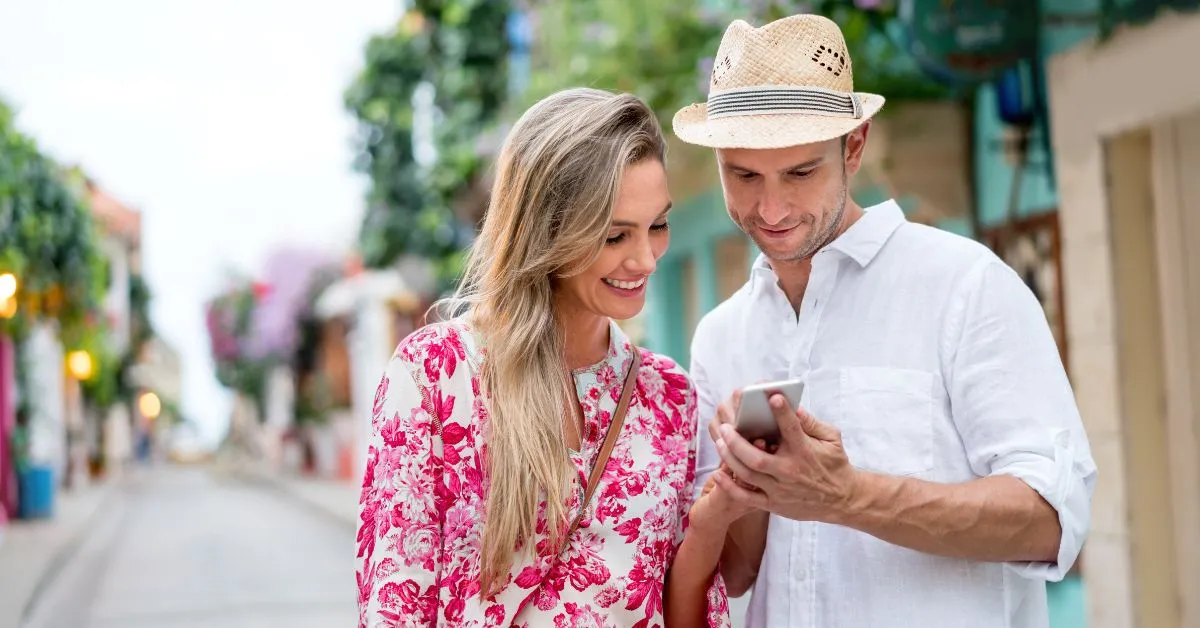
571, 318, 634, 379
750, 199, 907, 282
826, 200, 907, 267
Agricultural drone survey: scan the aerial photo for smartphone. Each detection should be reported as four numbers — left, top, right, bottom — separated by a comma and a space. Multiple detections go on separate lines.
734, 378, 805, 445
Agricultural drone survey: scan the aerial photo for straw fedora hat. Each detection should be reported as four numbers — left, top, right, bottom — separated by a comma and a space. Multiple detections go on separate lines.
673, 14, 885, 149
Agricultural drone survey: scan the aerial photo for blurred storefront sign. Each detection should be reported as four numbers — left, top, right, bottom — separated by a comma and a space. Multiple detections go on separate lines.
900, 0, 1039, 85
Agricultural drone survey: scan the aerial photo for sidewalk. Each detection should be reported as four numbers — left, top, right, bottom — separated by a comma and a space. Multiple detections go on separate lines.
223, 461, 358, 530
0, 479, 118, 628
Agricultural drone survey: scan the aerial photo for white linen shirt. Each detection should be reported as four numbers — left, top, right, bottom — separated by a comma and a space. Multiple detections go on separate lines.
690, 200, 1097, 628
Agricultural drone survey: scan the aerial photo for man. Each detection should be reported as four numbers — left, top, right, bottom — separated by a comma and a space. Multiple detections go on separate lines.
672, 14, 1096, 628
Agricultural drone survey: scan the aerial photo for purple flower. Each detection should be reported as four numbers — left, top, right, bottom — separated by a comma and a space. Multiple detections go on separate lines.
245, 246, 335, 360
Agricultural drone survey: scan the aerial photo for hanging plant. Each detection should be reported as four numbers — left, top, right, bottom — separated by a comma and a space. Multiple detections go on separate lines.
345, 0, 512, 288
0, 101, 107, 344
205, 278, 270, 402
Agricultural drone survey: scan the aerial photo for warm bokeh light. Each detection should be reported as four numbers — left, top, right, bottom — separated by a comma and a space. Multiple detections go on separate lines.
0, 272, 16, 300
0, 296, 16, 319
138, 391, 162, 420
66, 349, 95, 380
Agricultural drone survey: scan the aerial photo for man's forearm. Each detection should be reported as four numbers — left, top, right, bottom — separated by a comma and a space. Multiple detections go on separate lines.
836, 473, 1061, 563
720, 510, 770, 597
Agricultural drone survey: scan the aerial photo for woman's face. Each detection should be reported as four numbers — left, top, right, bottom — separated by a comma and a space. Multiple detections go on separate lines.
556, 159, 672, 324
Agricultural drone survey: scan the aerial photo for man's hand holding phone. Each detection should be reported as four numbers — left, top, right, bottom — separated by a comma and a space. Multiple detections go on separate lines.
705, 389, 777, 494
711, 382, 861, 525
709, 382, 800, 454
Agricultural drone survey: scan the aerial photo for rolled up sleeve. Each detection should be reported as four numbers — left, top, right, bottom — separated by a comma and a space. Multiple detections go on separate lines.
946, 258, 1098, 582
690, 323, 722, 502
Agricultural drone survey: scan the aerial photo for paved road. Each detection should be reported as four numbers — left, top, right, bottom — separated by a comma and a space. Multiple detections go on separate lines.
23, 465, 357, 628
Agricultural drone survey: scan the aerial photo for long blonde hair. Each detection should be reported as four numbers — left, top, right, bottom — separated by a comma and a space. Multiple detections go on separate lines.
440, 88, 665, 594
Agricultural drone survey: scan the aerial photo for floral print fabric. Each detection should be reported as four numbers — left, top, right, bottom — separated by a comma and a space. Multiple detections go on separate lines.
357, 319, 729, 627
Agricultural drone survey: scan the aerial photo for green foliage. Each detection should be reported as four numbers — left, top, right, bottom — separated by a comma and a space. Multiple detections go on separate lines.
797, 1, 953, 102
0, 100, 108, 345
345, 0, 511, 287
1099, 0, 1200, 39
522, 0, 725, 127
523, 0, 950, 128
294, 371, 335, 426
343, 1, 949, 290
159, 397, 183, 425
128, 273, 154, 347
78, 330, 122, 409
71, 272, 155, 412
0, 95, 134, 443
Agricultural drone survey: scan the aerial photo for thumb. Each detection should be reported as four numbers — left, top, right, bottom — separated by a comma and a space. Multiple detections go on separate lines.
796, 405, 839, 442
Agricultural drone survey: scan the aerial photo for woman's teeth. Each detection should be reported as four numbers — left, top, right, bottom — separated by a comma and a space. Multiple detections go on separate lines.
604, 278, 645, 290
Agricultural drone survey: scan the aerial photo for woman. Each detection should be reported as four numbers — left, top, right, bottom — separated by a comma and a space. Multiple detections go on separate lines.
357, 88, 749, 627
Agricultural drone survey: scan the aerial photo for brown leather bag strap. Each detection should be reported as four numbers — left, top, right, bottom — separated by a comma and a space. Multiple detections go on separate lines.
512, 348, 643, 621
565, 346, 641, 539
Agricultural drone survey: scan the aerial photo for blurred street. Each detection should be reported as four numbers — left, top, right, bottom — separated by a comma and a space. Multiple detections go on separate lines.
19, 465, 356, 628
3, 1, 1199, 626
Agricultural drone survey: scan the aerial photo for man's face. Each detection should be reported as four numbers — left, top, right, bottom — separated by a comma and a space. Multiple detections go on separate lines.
717, 125, 869, 263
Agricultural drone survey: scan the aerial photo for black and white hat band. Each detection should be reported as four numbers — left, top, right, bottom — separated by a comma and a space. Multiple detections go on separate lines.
706, 86, 863, 120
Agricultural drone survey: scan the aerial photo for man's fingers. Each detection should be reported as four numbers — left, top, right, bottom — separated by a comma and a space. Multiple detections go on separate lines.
717, 423, 778, 486
772, 394, 814, 450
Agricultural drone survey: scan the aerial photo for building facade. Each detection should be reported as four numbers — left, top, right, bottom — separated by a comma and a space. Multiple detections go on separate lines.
1046, 7, 1200, 628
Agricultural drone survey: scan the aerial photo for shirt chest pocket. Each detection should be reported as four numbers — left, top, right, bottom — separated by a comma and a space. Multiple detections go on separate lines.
836, 367, 934, 477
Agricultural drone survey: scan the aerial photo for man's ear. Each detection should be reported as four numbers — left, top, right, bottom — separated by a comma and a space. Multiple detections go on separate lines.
843, 121, 872, 178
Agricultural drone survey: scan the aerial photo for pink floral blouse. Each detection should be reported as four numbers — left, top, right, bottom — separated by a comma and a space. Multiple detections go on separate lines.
356, 319, 730, 627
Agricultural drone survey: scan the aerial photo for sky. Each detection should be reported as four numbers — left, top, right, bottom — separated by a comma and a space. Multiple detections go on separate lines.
0, 0, 400, 447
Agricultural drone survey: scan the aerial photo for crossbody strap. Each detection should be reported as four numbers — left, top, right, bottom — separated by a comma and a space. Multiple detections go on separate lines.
510, 347, 642, 624
564, 346, 641, 541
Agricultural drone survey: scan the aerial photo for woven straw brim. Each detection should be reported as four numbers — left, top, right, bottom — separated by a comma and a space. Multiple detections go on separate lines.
672, 92, 885, 149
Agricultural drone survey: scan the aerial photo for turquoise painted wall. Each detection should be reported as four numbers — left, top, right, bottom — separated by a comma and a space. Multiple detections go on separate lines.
972, 81, 1059, 227
967, 0, 1102, 232
647, 189, 748, 364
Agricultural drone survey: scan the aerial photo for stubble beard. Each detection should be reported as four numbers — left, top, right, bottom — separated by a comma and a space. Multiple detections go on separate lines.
766, 174, 848, 263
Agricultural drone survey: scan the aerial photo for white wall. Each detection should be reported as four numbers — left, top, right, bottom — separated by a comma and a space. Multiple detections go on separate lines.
22, 324, 66, 477
349, 298, 393, 483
